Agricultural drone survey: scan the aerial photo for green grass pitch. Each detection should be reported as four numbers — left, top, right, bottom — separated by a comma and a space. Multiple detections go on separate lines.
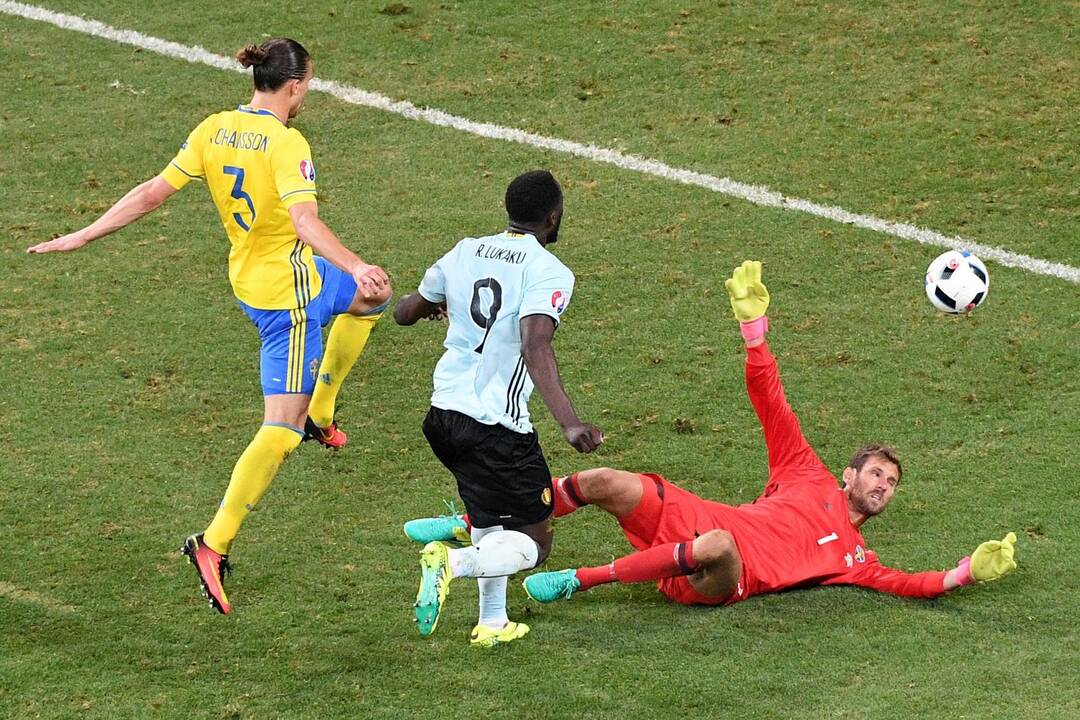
1, 1, 1077, 718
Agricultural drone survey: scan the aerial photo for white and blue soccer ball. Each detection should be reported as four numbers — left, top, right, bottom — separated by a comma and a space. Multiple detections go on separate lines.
925, 250, 990, 314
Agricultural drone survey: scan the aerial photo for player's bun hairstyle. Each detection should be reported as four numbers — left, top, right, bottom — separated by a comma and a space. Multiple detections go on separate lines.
505, 170, 563, 223
847, 444, 902, 481
236, 39, 310, 92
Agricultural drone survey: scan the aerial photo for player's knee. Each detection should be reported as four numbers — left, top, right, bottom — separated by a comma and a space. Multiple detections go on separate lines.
370, 281, 393, 306
349, 283, 393, 317
577, 467, 624, 501
517, 522, 553, 568
693, 529, 739, 566
534, 537, 552, 566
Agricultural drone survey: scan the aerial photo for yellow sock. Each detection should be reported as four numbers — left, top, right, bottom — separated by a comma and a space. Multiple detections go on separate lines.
308, 312, 381, 428
203, 424, 303, 554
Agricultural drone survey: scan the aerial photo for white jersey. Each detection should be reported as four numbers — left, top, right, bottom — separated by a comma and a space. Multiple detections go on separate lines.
418, 230, 575, 434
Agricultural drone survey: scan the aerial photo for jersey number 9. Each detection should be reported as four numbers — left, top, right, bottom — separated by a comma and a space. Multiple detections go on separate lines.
470, 277, 503, 354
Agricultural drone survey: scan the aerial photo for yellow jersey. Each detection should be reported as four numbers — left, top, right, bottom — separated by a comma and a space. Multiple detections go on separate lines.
161, 106, 322, 310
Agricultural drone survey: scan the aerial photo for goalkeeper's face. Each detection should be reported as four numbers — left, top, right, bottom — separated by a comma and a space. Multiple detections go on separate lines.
843, 457, 900, 517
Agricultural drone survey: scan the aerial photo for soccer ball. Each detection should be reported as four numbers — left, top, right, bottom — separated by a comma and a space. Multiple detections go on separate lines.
924, 250, 989, 314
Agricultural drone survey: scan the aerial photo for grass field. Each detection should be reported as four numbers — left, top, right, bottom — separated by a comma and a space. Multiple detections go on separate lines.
2, 1, 1078, 718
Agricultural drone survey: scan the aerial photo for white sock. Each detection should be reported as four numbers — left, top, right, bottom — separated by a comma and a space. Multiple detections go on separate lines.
470, 526, 510, 629
448, 529, 539, 579
477, 576, 508, 629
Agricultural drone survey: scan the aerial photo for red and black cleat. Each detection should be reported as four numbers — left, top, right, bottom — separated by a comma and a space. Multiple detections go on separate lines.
303, 416, 348, 449
180, 534, 232, 615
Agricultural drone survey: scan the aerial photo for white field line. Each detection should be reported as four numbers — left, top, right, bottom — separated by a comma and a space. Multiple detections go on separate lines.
4, 0, 1078, 285
0, 581, 78, 614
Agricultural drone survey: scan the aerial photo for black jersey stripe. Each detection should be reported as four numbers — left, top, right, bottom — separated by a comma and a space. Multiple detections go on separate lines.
505, 356, 526, 419
289, 241, 305, 309
510, 356, 530, 425
289, 240, 312, 308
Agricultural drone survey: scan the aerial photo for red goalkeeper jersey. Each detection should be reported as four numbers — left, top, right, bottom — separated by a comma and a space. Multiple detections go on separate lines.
681, 343, 947, 601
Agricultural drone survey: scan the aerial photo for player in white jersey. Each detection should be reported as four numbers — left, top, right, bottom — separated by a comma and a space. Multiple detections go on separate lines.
394, 170, 604, 647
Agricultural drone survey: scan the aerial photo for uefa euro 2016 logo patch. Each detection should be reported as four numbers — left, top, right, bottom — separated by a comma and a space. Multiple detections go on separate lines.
299, 159, 316, 182
854, 545, 866, 564
550, 290, 568, 314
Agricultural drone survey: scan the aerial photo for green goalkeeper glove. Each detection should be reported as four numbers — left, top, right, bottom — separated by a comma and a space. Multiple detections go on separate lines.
724, 260, 770, 323
970, 532, 1018, 582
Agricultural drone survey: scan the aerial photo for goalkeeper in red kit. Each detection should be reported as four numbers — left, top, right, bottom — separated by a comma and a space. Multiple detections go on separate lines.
505, 261, 1018, 606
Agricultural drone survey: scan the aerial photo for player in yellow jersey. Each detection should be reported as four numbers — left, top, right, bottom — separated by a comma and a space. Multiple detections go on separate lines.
27, 39, 391, 614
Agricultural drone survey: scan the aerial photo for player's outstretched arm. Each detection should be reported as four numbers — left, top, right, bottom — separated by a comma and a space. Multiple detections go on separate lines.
725, 261, 821, 472
288, 202, 390, 301
520, 314, 603, 453
27, 175, 177, 254
393, 293, 446, 325
945, 532, 1019, 590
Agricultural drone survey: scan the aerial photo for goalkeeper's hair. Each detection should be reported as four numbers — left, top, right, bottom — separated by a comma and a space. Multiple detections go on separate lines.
237, 39, 310, 92
505, 170, 562, 223
847, 444, 902, 481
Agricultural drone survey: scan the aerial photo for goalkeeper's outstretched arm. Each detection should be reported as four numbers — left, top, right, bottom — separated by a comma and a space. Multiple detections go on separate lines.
725, 260, 822, 471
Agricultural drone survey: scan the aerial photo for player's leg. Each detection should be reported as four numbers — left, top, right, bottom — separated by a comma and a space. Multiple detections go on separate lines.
451, 517, 550, 647
443, 420, 554, 579
463, 519, 550, 648
414, 408, 551, 643
307, 258, 391, 445
524, 539, 693, 602
202, 392, 308, 552
568, 467, 646, 517
402, 472, 587, 544
524, 475, 739, 603
684, 529, 742, 600
449, 516, 553, 579
525, 528, 742, 604
183, 306, 309, 614
403, 466, 642, 546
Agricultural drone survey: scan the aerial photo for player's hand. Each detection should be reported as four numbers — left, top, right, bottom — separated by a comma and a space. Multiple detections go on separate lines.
564, 423, 604, 453
426, 302, 447, 321
970, 532, 1018, 582
351, 263, 390, 299
723, 260, 770, 322
27, 232, 89, 254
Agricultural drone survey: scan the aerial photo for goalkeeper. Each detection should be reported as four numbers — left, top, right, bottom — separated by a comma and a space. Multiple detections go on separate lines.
407, 261, 1019, 606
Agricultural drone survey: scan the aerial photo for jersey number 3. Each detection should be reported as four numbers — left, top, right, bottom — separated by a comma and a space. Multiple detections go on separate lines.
470, 278, 503, 353
223, 165, 256, 231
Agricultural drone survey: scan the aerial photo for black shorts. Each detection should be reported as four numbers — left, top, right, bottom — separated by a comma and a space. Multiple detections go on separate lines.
422, 406, 554, 529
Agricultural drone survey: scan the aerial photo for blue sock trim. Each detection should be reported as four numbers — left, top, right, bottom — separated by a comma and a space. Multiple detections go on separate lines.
262, 421, 306, 438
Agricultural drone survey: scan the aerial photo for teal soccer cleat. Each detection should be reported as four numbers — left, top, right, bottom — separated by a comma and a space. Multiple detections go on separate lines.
403, 500, 470, 545
403, 515, 469, 545
523, 569, 581, 603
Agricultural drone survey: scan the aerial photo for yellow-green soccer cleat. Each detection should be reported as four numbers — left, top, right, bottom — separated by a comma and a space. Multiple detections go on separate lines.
470, 621, 530, 648
414, 541, 452, 636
